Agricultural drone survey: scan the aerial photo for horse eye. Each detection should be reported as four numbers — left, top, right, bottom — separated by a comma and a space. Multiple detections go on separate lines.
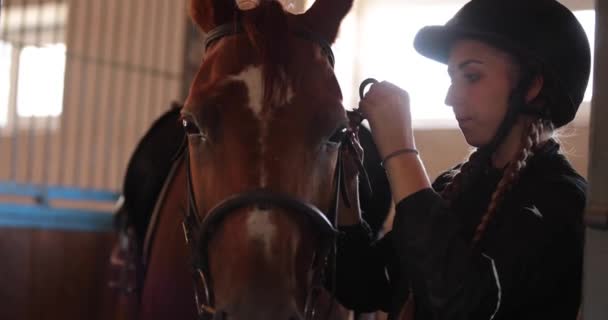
328, 127, 347, 144
182, 119, 201, 135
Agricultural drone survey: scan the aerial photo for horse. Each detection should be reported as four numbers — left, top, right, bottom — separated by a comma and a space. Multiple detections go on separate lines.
110, 0, 391, 319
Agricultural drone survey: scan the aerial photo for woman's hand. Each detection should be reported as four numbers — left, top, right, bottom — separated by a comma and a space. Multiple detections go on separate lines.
359, 81, 430, 202
358, 81, 415, 159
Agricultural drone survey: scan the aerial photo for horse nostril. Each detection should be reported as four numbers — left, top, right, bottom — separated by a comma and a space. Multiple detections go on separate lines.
256, 203, 270, 211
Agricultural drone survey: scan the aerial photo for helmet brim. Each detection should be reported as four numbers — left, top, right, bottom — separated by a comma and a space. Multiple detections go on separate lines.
414, 25, 522, 65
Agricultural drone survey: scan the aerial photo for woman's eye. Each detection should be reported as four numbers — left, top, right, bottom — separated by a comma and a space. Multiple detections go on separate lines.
464, 73, 480, 82
328, 127, 347, 145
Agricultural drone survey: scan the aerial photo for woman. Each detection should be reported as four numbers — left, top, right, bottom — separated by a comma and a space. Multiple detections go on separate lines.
334, 0, 591, 319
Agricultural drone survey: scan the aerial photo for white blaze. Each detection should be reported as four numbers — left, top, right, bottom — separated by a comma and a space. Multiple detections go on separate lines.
229, 66, 295, 187
230, 66, 294, 116
231, 66, 299, 262
236, 0, 296, 11
246, 209, 276, 259
285, 86, 294, 106
236, 0, 260, 10
230, 66, 265, 116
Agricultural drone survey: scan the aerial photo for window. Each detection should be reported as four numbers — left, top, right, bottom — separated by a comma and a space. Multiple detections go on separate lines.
0, 2, 68, 130
310, 1, 468, 128
309, 1, 596, 128
352, 4, 462, 128
16, 44, 66, 118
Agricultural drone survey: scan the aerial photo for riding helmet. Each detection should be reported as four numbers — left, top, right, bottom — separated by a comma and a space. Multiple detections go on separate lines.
413, 0, 591, 127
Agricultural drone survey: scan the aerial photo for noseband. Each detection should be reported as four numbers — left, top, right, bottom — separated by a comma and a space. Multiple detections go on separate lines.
182, 22, 372, 320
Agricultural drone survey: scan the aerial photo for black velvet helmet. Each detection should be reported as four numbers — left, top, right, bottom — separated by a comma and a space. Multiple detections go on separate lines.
413, 0, 591, 128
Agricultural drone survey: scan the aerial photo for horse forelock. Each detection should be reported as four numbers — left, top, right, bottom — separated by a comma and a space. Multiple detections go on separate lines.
241, 1, 293, 110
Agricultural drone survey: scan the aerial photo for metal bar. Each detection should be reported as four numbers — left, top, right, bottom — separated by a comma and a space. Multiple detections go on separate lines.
101, 0, 125, 189
85, 0, 110, 188
585, 2, 608, 230
0, 203, 114, 232
45, 51, 180, 79
0, 24, 63, 34
583, 229, 608, 320
181, 20, 200, 102
0, 39, 182, 78
0, 0, 11, 165
585, 207, 608, 230
41, 0, 66, 188
57, 0, 80, 186
24, 0, 45, 185
69, 0, 94, 187
108, 0, 136, 190
9, 0, 26, 182
152, 0, 170, 119
114, 0, 146, 185
137, 0, 162, 138
582, 1, 608, 319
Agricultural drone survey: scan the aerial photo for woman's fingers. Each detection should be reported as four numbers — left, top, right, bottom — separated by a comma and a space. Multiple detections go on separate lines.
358, 81, 415, 158
359, 82, 410, 119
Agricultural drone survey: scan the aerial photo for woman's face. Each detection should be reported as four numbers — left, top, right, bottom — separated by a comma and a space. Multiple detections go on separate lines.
445, 39, 519, 147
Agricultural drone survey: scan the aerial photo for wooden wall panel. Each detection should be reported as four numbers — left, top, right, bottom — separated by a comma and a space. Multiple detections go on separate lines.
0, 228, 119, 320
0, 228, 30, 320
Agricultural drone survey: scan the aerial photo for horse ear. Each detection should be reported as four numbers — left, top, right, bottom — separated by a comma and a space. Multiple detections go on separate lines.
190, 0, 236, 32
300, 0, 354, 43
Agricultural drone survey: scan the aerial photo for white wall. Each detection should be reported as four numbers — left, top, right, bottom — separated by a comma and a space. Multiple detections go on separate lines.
0, 0, 187, 191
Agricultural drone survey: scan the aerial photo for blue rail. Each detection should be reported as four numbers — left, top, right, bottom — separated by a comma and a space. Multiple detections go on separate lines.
0, 182, 120, 203
0, 182, 120, 232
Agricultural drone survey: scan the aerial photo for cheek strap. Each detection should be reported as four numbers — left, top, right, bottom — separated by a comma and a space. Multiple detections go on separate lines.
481, 71, 536, 155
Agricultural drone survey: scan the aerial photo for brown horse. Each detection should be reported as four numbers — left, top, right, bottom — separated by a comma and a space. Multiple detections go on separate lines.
128, 0, 368, 320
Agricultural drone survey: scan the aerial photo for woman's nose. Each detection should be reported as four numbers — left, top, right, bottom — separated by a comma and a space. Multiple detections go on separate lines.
444, 84, 455, 107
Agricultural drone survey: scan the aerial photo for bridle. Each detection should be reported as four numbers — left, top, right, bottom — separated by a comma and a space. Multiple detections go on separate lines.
203, 23, 336, 68
181, 22, 375, 320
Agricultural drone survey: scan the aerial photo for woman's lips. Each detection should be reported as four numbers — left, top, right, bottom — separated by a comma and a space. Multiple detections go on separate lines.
457, 117, 473, 128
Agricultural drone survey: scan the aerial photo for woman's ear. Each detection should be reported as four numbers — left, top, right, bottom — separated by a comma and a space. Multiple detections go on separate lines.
526, 74, 544, 103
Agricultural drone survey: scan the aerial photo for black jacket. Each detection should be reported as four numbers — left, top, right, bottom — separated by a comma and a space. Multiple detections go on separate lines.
333, 140, 586, 319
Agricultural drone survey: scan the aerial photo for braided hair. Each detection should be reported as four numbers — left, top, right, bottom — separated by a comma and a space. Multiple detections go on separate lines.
441, 52, 558, 246
471, 118, 552, 244
440, 149, 490, 206
440, 118, 552, 245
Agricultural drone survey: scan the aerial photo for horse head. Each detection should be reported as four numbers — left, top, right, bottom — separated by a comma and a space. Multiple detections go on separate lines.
183, 1, 358, 319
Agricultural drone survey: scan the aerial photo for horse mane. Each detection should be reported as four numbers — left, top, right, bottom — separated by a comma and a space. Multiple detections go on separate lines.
119, 103, 185, 246
241, 1, 291, 109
